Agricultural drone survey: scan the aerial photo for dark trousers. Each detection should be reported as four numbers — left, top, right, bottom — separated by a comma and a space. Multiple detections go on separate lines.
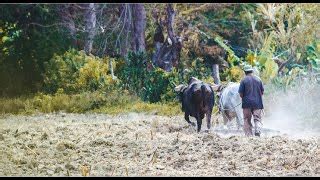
243, 108, 262, 136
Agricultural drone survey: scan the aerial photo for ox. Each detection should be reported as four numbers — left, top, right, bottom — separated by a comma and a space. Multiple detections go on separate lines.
174, 77, 215, 132
212, 82, 244, 130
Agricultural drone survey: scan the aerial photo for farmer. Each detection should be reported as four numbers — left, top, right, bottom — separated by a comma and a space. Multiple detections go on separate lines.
238, 65, 264, 137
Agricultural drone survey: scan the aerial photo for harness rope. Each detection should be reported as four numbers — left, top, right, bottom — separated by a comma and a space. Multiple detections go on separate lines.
219, 102, 242, 111
218, 95, 265, 128
218, 88, 243, 127
216, 82, 265, 129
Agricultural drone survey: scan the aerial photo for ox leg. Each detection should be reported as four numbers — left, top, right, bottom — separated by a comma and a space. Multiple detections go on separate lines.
196, 113, 202, 132
221, 111, 229, 129
235, 108, 244, 130
206, 108, 213, 130
196, 118, 202, 132
185, 113, 195, 126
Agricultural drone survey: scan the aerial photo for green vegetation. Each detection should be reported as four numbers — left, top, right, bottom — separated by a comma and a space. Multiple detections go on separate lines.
0, 90, 181, 116
0, 4, 319, 116
43, 49, 119, 93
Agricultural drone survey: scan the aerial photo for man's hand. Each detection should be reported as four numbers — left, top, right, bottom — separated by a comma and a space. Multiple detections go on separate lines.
239, 93, 243, 98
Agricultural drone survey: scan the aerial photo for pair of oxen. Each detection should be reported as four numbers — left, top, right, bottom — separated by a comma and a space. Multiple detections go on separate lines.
174, 77, 243, 132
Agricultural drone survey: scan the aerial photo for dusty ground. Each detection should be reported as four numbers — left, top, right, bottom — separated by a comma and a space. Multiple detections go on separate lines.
1, 112, 320, 177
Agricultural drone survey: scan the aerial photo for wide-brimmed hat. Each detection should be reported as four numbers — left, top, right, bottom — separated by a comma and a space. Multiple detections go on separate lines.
243, 65, 254, 72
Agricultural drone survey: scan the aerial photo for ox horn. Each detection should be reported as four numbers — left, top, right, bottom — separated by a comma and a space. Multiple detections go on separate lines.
174, 84, 186, 92
210, 83, 222, 92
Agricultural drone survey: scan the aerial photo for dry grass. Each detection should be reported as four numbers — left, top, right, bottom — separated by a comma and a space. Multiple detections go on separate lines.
1, 113, 320, 176
0, 91, 182, 117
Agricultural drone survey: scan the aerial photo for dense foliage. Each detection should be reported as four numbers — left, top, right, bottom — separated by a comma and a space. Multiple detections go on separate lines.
43, 49, 118, 94
0, 3, 319, 106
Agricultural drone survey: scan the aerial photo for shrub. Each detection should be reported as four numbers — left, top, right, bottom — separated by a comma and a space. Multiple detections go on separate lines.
226, 66, 244, 82
77, 57, 119, 92
260, 59, 279, 84
43, 49, 119, 94
305, 40, 320, 72
118, 51, 182, 103
117, 51, 148, 96
152, 68, 180, 103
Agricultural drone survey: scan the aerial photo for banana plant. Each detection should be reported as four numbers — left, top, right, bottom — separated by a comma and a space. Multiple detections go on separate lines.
306, 40, 320, 71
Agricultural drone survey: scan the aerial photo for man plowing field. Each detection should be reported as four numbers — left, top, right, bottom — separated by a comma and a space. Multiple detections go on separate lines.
238, 65, 265, 137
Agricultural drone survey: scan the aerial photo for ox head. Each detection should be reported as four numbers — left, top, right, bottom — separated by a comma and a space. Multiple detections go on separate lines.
174, 84, 187, 102
210, 83, 227, 100
210, 83, 227, 92
188, 77, 201, 85
174, 84, 187, 93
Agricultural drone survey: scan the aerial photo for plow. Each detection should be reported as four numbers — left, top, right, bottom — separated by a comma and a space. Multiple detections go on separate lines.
212, 126, 282, 137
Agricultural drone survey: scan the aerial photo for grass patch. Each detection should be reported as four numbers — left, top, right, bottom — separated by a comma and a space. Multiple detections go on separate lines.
93, 101, 181, 116
0, 90, 182, 116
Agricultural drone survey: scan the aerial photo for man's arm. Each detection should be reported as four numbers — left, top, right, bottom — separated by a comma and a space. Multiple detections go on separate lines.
238, 80, 244, 98
260, 81, 264, 95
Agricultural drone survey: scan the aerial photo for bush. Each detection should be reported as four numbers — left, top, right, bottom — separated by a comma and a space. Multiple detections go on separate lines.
77, 56, 119, 92
260, 59, 279, 84
147, 68, 181, 103
43, 49, 119, 94
117, 51, 148, 96
188, 57, 212, 80
143, 68, 171, 102
305, 40, 320, 72
118, 51, 182, 103
223, 66, 244, 82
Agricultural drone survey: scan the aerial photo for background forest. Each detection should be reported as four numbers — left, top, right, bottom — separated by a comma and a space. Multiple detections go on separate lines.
0, 3, 319, 115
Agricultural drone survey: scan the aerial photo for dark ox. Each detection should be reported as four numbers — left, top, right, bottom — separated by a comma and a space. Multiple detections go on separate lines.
174, 77, 215, 132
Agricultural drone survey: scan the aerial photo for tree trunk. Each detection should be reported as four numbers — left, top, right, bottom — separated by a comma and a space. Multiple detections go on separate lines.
166, 3, 181, 68
119, 4, 132, 57
212, 64, 221, 85
84, 3, 96, 55
166, 4, 176, 45
131, 4, 146, 53
151, 4, 183, 72
152, 20, 164, 65
109, 59, 116, 80
58, 4, 77, 48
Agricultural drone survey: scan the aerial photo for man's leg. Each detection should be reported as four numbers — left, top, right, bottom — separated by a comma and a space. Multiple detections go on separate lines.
252, 109, 263, 136
243, 108, 253, 136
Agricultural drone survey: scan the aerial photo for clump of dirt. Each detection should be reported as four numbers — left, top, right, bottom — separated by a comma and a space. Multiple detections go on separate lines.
56, 141, 76, 151
0, 112, 320, 176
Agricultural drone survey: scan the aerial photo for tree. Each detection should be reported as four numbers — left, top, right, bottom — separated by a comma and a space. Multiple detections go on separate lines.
0, 4, 71, 96
245, 3, 320, 73
57, 4, 78, 48
84, 3, 96, 54
131, 4, 147, 53
152, 4, 183, 72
